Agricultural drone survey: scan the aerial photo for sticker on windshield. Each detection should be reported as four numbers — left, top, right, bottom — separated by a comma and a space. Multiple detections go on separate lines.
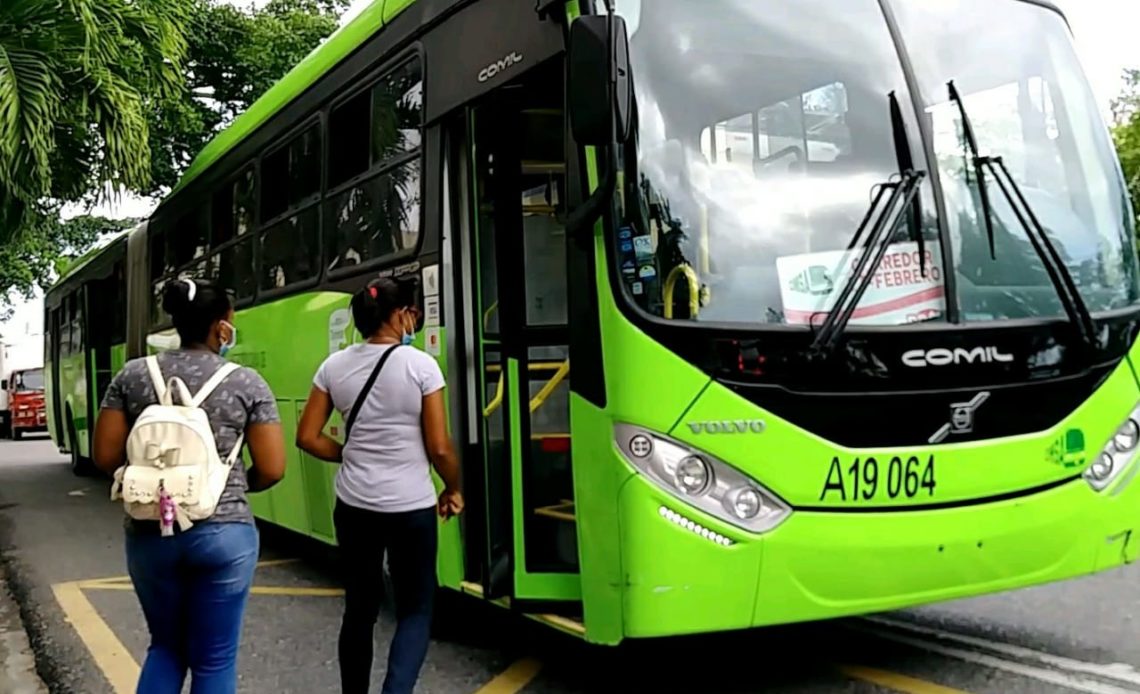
776, 241, 946, 326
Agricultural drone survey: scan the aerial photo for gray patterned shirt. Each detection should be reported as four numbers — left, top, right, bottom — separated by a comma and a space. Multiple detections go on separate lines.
101, 349, 280, 530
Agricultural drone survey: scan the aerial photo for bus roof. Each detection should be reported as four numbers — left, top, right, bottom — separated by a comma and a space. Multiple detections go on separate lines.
169, 0, 411, 197
45, 229, 129, 302
55, 229, 129, 282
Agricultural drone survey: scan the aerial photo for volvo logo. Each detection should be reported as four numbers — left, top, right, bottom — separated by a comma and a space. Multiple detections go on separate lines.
478, 51, 524, 83
687, 420, 766, 435
929, 392, 990, 443
902, 346, 1013, 368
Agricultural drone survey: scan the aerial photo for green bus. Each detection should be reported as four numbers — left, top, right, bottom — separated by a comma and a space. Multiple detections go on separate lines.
46, 0, 1140, 645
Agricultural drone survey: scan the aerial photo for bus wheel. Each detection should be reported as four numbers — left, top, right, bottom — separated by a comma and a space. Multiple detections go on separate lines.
66, 409, 94, 477
12, 429, 21, 442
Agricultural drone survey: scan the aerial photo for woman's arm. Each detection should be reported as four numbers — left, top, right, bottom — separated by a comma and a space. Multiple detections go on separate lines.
92, 408, 129, 475
242, 369, 285, 492
92, 367, 134, 475
246, 422, 286, 492
422, 389, 463, 517
296, 385, 343, 463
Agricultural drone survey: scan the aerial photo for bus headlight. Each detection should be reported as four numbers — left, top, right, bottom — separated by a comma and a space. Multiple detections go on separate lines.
676, 456, 712, 495
1113, 419, 1139, 453
1086, 408, 1140, 492
614, 423, 791, 534
729, 487, 763, 519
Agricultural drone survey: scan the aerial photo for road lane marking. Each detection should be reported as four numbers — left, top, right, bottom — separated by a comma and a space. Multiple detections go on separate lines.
51, 581, 138, 694
839, 664, 969, 693
74, 557, 303, 587
473, 658, 542, 693
852, 623, 1139, 694
243, 586, 343, 597
53, 569, 344, 693
864, 616, 1140, 688
255, 558, 301, 569
79, 581, 344, 598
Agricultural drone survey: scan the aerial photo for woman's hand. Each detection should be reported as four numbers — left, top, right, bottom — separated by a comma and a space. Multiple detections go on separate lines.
438, 488, 464, 519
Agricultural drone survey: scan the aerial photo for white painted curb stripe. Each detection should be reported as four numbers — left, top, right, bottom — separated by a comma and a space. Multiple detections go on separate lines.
851, 622, 1139, 694
863, 616, 1140, 688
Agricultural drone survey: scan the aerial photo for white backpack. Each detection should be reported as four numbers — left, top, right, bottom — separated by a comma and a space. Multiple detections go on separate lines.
110, 356, 243, 532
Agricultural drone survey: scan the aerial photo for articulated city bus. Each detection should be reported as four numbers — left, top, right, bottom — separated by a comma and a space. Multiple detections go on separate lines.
45, 0, 1140, 645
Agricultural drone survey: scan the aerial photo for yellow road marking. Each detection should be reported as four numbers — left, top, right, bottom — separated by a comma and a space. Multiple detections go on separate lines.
245, 586, 344, 597
52, 581, 139, 694
79, 581, 344, 598
840, 664, 970, 694
473, 658, 543, 694
255, 557, 301, 569
56, 569, 961, 694
73, 557, 301, 586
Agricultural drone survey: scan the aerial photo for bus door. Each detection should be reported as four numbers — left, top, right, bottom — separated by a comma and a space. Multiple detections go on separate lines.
87, 271, 118, 415
460, 59, 581, 604
47, 306, 64, 442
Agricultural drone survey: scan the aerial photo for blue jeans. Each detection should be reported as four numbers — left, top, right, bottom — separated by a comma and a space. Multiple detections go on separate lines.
125, 521, 259, 694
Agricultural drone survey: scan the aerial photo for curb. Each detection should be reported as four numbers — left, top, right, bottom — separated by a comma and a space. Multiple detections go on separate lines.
0, 572, 48, 694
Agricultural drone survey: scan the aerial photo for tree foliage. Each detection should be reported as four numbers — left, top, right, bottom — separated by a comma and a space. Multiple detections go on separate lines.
0, 0, 190, 239
0, 214, 138, 320
0, 0, 348, 315
147, 0, 350, 193
1113, 69, 1140, 231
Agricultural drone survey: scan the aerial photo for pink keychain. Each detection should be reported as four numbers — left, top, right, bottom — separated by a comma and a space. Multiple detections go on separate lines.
158, 482, 176, 537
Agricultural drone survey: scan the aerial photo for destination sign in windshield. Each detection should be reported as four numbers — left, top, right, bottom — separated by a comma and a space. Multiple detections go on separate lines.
777, 242, 946, 327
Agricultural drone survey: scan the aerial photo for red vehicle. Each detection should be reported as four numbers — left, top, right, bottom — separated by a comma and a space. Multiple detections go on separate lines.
6, 368, 46, 440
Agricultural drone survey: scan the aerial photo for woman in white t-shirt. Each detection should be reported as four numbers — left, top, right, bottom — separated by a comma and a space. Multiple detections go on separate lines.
297, 277, 462, 694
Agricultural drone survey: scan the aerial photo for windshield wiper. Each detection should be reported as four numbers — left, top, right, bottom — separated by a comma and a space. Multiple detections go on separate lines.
810, 93, 926, 356
947, 80, 1097, 349
889, 92, 927, 277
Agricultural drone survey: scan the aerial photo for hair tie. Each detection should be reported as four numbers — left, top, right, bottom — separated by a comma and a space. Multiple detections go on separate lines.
183, 278, 197, 302
369, 286, 378, 299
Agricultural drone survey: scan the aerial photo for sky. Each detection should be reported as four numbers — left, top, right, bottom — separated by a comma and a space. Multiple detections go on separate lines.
3, 0, 1139, 341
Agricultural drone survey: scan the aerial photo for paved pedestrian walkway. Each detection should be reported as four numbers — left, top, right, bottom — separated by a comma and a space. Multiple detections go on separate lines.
0, 574, 47, 694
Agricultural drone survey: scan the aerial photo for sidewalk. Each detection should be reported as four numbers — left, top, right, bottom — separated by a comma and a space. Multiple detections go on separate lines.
0, 573, 47, 694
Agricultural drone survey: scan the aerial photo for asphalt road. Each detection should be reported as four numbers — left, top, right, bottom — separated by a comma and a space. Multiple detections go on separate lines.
2, 438, 1140, 694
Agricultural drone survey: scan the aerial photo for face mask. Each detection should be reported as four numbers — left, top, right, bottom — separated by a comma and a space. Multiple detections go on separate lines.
400, 310, 415, 346
219, 321, 237, 357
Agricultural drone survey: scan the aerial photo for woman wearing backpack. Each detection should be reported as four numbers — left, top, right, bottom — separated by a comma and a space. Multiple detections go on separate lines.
297, 277, 463, 694
92, 278, 286, 694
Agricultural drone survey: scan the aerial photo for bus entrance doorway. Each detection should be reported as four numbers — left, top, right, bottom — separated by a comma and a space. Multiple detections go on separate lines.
457, 59, 581, 608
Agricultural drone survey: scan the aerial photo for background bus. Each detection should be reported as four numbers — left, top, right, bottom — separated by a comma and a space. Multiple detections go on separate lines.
45, 0, 1140, 647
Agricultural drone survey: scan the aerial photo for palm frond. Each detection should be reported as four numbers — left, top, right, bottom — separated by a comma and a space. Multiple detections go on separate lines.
0, 45, 60, 200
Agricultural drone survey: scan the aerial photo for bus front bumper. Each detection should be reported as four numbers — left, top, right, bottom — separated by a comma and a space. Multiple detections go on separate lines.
617, 471, 1140, 638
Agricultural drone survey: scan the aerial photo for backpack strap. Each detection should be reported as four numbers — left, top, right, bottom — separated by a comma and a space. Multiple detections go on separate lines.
344, 345, 402, 443
193, 362, 244, 469
191, 362, 241, 408
225, 433, 246, 467
145, 356, 170, 406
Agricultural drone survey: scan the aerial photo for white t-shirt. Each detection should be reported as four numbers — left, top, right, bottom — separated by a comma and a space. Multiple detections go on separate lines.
313, 343, 445, 513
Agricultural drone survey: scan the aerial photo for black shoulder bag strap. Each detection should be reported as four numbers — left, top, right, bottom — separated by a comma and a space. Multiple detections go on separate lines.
344, 344, 402, 443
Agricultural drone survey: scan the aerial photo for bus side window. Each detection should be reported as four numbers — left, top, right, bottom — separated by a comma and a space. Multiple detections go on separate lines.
208, 167, 257, 302
259, 123, 322, 291
260, 208, 320, 291
325, 57, 423, 273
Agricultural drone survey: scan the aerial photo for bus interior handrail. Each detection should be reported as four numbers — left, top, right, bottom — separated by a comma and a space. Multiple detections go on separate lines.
482, 359, 570, 417
663, 264, 700, 319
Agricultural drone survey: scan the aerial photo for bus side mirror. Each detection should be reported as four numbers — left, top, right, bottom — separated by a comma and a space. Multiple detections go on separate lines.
1, 380, 7, 390
568, 14, 632, 147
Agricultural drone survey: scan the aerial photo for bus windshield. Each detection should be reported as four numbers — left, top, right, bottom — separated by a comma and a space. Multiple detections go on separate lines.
14, 369, 43, 392
611, 0, 1140, 328
893, 0, 1140, 322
